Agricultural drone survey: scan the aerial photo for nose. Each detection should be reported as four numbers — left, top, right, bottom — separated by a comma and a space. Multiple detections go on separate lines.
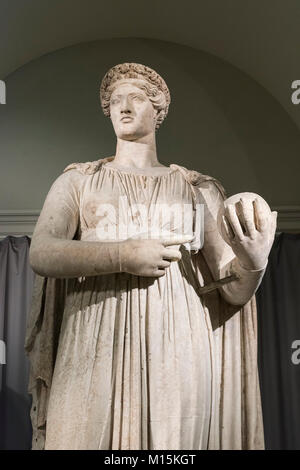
120, 96, 133, 114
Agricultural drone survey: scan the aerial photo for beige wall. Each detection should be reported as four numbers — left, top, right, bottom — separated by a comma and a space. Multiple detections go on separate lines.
1, 37, 300, 211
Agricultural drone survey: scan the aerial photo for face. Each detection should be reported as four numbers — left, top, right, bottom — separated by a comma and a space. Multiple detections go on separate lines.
109, 82, 157, 140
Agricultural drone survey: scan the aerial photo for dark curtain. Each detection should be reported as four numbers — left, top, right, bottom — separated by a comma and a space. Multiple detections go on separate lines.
0, 236, 35, 450
256, 233, 300, 450
0, 233, 299, 449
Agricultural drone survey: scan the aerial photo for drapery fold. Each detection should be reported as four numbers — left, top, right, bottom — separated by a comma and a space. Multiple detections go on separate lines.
1, 228, 299, 449
0, 236, 34, 449
256, 233, 300, 449
24, 158, 265, 449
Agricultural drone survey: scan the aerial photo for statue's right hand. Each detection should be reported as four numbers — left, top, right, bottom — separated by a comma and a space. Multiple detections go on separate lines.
119, 235, 193, 277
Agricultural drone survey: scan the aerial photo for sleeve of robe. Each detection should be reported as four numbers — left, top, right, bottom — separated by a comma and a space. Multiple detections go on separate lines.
24, 158, 105, 450
24, 166, 85, 449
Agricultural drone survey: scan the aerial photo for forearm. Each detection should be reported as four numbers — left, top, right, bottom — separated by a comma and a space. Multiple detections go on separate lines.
29, 236, 122, 278
219, 256, 267, 306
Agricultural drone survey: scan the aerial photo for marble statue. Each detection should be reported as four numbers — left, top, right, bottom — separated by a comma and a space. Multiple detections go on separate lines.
25, 63, 277, 450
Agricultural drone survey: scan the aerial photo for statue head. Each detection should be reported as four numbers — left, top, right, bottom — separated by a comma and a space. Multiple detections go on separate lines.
100, 63, 171, 139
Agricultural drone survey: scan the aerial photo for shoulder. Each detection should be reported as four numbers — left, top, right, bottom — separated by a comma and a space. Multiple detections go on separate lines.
48, 167, 83, 192
48, 163, 93, 195
63, 156, 114, 175
171, 163, 227, 200
50, 156, 114, 192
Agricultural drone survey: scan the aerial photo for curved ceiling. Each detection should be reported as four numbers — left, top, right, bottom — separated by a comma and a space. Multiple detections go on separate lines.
1, 0, 300, 129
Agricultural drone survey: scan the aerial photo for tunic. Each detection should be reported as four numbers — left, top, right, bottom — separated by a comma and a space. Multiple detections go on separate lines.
44, 161, 213, 450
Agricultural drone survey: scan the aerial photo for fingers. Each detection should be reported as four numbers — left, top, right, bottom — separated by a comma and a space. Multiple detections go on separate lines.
238, 198, 256, 239
157, 260, 171, 269
152, 269, 167, 277
162, 235, 194, 247
222, 214, 234, 241
151, 260, 171, 277
271, 211, 278, 237
154, 259, 172, 276
253, 198, 268, 232
161, 248, 182, 261
224, 204, 244, 241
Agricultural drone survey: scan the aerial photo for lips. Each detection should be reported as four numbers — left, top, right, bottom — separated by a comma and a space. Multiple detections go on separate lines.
121, 116, 133, 122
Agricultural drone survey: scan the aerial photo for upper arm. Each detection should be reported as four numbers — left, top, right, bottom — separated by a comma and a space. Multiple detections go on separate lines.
197, 180, 235, 280
31, 169, 82, 246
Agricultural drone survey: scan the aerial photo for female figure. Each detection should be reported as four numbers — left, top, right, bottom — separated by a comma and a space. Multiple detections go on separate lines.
26, 63, 276, 450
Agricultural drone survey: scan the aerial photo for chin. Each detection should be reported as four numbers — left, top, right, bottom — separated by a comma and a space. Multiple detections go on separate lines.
118, 131, 136, 140
118, 129, 146, 140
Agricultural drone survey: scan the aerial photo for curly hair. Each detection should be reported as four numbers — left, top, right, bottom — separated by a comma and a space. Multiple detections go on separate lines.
100, 63, 171, 130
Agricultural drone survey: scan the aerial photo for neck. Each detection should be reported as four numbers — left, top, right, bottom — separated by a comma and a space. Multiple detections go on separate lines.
113, 134, 164, 169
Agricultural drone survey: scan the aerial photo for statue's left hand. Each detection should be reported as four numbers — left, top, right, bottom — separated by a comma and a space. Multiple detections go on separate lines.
219, 193, 277, 271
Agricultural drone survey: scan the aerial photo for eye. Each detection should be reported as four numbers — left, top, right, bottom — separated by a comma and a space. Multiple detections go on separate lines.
110, 97, 120, 105
133, 95, 144, 102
